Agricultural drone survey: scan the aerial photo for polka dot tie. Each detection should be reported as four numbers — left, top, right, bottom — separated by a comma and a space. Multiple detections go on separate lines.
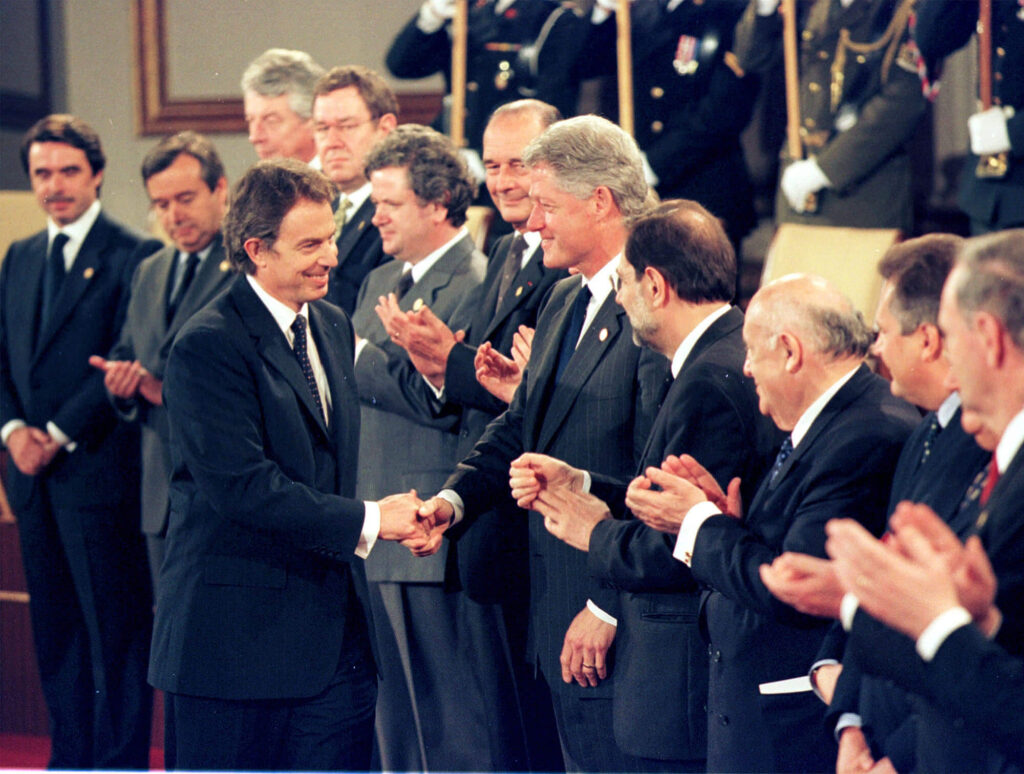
291, 314, 324, 420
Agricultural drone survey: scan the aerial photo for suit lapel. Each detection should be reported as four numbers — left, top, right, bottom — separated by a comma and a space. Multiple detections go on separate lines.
535, 290, 625, 452
399, 234, 474, 314
336, 198, 375, 263
19, 232, 48, 351
35, 215, 110, 358
233, 278, 329, 440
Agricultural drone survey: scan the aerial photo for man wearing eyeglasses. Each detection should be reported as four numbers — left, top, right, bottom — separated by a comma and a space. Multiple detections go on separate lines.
312, 65, 398, 314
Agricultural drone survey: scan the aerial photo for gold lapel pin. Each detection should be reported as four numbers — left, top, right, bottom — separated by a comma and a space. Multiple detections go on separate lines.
412, 298, 425, 312
515, 286, 523, 297
220, 260, 230, 272
83, 267, 95, 279
598, 327, 608, 342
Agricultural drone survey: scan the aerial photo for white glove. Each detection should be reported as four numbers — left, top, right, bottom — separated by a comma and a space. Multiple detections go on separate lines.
781, 158, 830, 213
417, 0, 456, 34
591, 0, 634, 25
755, 0, 782, 16
460, 148, 487, 186
968, 106, 1013, 156
640, 151, 660, 188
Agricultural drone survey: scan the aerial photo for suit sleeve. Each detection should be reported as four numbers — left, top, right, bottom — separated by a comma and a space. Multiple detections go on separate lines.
164, 322, 367, 558
0, 246, 25, 429
444, 341, 510, 415
691, 428, 900, 626
386, 15, 452, 80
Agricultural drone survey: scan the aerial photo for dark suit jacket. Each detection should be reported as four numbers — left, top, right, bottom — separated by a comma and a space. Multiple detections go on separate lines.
825, 408, 989, 770
583, 0, 757, 239
325, 197, 389, 315
446, 275, 668, 699
0, 212, 160, 515
108, 236, 233, 536
584, 307, 781, 761
448, 234, 567, 602
351, 232, 486, 584
151, 276, 372, 700
688, 365, 918, 772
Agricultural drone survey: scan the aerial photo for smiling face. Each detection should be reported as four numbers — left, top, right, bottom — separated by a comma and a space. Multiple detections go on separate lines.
314, 86, 394, 194
244, 92, 316, 162
249, 198, 337, 311
145, 153, 226, 253
370, 166, 444, 264
28, 141, 102, 226
615, 256, 658, 350
525, 163, 597, 273
483, 113, 545, 230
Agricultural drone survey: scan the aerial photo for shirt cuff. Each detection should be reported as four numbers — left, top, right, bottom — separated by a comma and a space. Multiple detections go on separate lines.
356, 501, 380, 559
46, 421, 76, 452
673, 500, 721, 565
916, 606, 972, 662
437, 488, 465, 525
835, 713, 863, 742
580, 470, 592, 494
587, 599, 618, 627
839, 593, 860, 631
809, 658, 839, 702
1, 419, 26, 447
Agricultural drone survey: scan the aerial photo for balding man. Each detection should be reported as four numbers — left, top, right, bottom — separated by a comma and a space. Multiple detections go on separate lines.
242, 48, 323, 165
414, 115, 667, 772
628, 274, 918, 772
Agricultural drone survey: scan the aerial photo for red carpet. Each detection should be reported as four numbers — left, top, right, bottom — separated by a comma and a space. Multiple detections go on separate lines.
0, 734, 164, 770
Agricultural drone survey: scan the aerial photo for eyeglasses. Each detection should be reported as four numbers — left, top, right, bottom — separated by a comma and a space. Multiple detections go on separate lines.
313, 118, 376, 138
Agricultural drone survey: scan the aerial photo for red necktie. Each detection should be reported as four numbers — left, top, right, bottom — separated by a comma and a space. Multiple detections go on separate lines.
980, 452, 1000, 506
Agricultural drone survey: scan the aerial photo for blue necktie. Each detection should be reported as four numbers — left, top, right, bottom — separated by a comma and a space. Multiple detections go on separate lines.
555, 285, 591, 382
769, 436, 794, 485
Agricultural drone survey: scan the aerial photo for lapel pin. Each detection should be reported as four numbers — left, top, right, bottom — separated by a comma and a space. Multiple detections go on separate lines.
413, 298, 425, 312
599, 327, 608, 342
83, 267, 94, 279
515, 286, 523, 297
220, 260, 230, 272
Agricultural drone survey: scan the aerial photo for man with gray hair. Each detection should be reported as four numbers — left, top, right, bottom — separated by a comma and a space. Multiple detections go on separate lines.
627, 274, 918, 772
241, 48, 323, 165
414, 114, 667, 771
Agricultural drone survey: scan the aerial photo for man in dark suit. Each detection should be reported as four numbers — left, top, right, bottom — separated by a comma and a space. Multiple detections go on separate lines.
349, 125, 514, 772
89, 131, 233, 590
375, 98, 568, 771
761, 234, 990, 772
151, 159, 425, 771
629, 273, 919, 772
830, 229, 1024, 773
0, 114, 160, 768
312, 65, 397, 314
414, 115, 667, 772
510, 199, 781, 770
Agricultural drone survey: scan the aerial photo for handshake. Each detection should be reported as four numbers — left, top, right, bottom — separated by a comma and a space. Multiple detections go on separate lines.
377, 491, 457, 557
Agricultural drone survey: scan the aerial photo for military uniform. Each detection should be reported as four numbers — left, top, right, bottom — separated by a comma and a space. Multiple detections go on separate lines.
584, 0, 758, 246
915, 0, 1024, 232
737, 0, 927, 231
386, 0, 586, 151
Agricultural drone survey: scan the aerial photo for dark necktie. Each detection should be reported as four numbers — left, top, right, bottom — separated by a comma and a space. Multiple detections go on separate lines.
918, 414, 941, 467
555, 285, 591, 382
956, 460, 991, 517
395, 267, 414, 301
495, 234, 526, 312
166, 252, 200, 324
291, 315, 325, 421
979, 452, 1000, 506
41, 232, 69, 326
769, 436, 794, 485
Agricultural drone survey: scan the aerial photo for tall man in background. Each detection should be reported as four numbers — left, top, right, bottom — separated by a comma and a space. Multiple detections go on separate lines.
0, 114, 159, 768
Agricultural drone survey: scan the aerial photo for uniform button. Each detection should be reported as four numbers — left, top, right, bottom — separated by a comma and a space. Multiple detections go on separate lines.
995, 72, 1003, 81
650, 86, 664, 99
818, 50, 829, 59
808, 82, 821, 93
804, 117, 816, 128
651, 120, 664, 133
467, 81, 478, 91
856, 54, 866, 64
802, 30, 813, 41
996, 46, 1005, 57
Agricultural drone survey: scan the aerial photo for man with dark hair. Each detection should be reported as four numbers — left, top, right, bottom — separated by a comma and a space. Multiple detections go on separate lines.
241, 48, 324, 164
1, 114, 160, 768
413, 115, 668, 772
510, 199, 780, 769
629, 274, 918, 772
312, 65, 398, 313
89, 131, 234, 589
150, 158, 425, 771
349, 125, 499, 771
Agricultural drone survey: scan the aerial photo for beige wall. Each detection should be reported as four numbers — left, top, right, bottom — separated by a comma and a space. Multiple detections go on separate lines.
61, 0, 437, 234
